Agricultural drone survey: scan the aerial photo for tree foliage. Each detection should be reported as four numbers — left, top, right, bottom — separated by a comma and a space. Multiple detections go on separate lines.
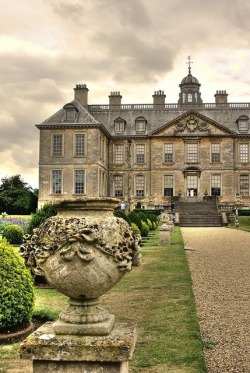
0, 175, 38, 215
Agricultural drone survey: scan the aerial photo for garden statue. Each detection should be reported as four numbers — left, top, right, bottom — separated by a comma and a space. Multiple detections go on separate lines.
20, 198, 141, 336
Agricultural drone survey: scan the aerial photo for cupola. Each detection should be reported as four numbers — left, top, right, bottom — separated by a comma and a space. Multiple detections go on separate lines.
178, 57, 203, 106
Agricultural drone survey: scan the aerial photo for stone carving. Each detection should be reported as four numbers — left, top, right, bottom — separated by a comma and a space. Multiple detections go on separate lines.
175, 116, 210, 133
20, 198, 141, 336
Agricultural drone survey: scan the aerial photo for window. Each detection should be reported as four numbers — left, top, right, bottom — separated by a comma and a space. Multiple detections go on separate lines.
237, 116, 249, 133
211, 143, 221, 163
239, 144, 249, 163
188, 93, 192, 102
114, 118, 125, 133
74, 170, 85, 194
135, 175, 145, 197
135, 117, 146, 133
114, 175, 123, 197
239, 175, 249, 196
187, 175, 198, 197
164, 143, 173, 163
52, 134, 63, 157
164, 175, 173, 196
52, 170, 62, 195
114, 145, 124, 164
211, 174, 221, 196
75, 134, 85, 156
186, 143, 198, 163
66, 109, 75, 121
136, 144, 145, 164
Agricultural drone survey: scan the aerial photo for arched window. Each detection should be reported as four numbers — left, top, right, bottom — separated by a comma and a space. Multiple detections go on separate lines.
237, 115, 249, 133
187, 93, 192, 103
63, 103, 79, 122
114, 117, 126, 133
135, 116, 147, 133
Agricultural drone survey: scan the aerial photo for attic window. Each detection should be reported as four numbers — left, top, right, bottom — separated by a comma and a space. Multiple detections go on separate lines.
135, 117, 147, 133
237, 116, 249, 133
114, 118, 126, 133
63, 103, 79, 122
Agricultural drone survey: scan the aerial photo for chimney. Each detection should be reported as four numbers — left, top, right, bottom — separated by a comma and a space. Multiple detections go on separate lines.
74, 84, 89, 107
214, 90, 228, 105
153, 90, 166, 109
109, 91, 122, 110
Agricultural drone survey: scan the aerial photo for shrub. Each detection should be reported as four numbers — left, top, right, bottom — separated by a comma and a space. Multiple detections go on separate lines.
137, 211, 148, 224
127, 211, 142, 231
2, 224, 24, 245
152, 221, 157, 230
131, 222, 141, 236
141, 221, 149, 237
27, 203, 57, 234
0, 221, 12, 235
147, 218, 153, 230
0, 240, 34, 327
114, 209, 130, 223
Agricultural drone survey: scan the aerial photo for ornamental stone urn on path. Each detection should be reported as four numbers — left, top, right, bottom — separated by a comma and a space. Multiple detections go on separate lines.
20, 198, 141, 336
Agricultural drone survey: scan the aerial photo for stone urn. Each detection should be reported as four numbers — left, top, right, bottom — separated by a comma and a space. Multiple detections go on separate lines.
20, 198, 141, 336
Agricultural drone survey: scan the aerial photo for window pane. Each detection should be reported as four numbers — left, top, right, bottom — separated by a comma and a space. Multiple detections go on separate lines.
115, 121, 125, 133
114, 145, 124, 164
136, 176, 145, 197
164, 144, 173, 163
114, 176, 123, 197
164, 175, 173, 196
53, 134, 63, 156
186, 143, 198, 163
136, 120, 146, 133
240, 144, 249, 163
240, 175, 249, 196
75, 134, 85, 156
211, 175, 221, 196
75, 170, 85, 194
66, 109, 75, 121
52, 170, 62, 194
211, 143, 221, 163
136, 145, 145, 163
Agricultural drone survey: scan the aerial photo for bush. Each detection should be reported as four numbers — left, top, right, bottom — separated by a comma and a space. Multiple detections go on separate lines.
27, 203, 57, 234
147, 218, 153, 230
0, 240, 34, 327
0, 221, 12, 235
137, 211, 148, 224
2, 224, 24, 245
141, 221, 149, 237
127, 211, 142, 231
131, 222, 141, 236
114, 209, 130, 223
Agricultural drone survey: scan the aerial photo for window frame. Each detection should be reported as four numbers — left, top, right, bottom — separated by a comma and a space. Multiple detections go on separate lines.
163, 175, 174, 196
135, 117, 147, 134
186, 142, 199, 163
113, 175, 123, 197
114, 118, 126, 133
239, 143, 249, 163
239, 174, 249, 196
135, 175, 145, 197
211, 174, 221, 196
51, 169, 63, 195
211, 142, 221, 163
74, 169, 85, 195
163, 143, 174, 164
74, 133, 86, 157
114, 144, 124, 164
135, 144, 146, 164
52, 133, 63, 157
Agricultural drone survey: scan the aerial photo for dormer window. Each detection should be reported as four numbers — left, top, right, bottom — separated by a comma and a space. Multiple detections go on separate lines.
114, 117, 126, 133
237, 115, 249, 133
63, 103, 79, 122
135, 116, 147, 134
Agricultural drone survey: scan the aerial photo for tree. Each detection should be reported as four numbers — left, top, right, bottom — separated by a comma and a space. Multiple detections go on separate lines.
0, 175, 38, 215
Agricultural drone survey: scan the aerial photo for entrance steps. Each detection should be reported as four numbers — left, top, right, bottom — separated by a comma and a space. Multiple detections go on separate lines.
174, 201, 223, 227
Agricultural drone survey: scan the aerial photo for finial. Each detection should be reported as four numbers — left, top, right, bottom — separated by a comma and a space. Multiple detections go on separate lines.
186, 55, 193, 74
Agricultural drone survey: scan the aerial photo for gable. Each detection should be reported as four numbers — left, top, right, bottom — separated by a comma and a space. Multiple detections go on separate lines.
150, 110, 235, 136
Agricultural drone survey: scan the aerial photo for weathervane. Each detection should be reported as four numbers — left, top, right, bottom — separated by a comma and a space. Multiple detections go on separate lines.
186, 55, 193, 74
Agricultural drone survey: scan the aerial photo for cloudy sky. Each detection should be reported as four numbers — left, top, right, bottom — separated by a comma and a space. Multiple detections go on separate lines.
1, 0, 250, 188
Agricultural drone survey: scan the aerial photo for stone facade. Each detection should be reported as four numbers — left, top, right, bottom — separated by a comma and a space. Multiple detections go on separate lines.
37, 68, 250, 209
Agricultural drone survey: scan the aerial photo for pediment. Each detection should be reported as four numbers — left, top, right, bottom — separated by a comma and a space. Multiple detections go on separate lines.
150, 110, 235, 136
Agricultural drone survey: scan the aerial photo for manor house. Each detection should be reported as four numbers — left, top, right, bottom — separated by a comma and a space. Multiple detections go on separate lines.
37, 65, 250, 210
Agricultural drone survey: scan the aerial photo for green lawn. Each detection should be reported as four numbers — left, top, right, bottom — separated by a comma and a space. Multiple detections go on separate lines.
227, 216, 250, 232
0, 227, 207, 373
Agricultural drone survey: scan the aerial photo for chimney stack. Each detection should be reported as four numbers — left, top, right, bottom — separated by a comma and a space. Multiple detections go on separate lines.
214, 90, 228, 105
74, 84, 89, 107
153, 90, 166, 109
109, 91, 122, 110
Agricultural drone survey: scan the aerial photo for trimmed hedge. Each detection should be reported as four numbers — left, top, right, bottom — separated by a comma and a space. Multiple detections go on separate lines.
27, 203, 57, 234
0, 240, 34, 327
2, 224, 24, 245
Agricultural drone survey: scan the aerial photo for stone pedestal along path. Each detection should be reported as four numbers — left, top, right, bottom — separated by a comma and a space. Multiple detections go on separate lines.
182, 227, 250, 373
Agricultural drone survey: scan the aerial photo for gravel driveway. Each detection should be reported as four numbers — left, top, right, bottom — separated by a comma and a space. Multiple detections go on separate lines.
182, 227, 250, 373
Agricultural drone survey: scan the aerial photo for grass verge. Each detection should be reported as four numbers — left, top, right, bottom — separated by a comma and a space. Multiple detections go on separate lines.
227, 216, 250, 232
0, 227, 207, 373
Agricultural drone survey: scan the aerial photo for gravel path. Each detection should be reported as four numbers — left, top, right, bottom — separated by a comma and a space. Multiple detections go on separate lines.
182, 227, 250, 373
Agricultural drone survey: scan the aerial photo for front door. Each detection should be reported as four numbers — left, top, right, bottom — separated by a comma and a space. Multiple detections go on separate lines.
186, 175, 198, 198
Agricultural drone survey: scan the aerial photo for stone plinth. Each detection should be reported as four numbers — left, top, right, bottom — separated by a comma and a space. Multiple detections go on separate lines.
159, 224, 170, 245
20, 322, 136, 373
